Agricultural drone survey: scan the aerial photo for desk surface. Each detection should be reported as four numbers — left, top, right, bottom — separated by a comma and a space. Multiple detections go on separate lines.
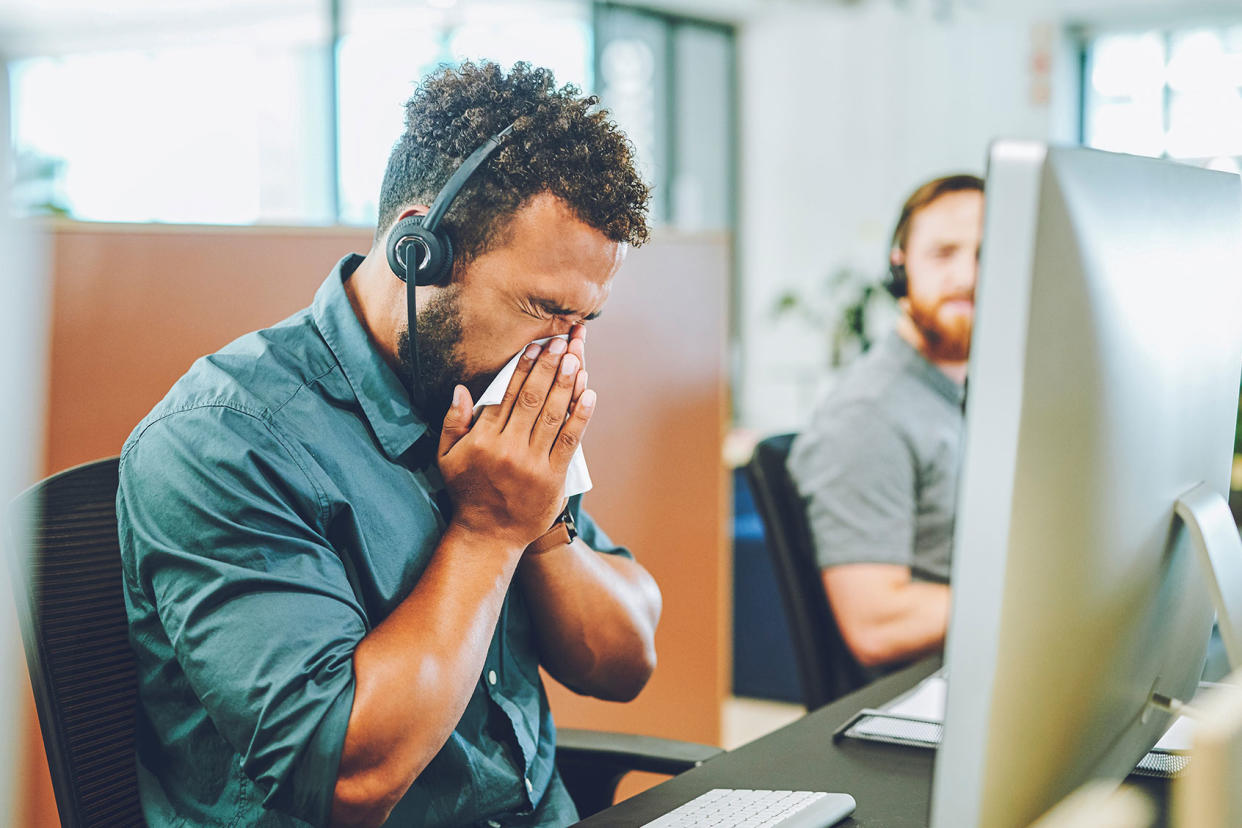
578, 657, 1173, 827
577, 658, 941, 827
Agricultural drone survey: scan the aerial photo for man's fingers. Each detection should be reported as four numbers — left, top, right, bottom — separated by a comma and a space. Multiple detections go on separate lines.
551, 388, 595, 469
568, 324, 586, 371
438, 385, 474, 457
475, 342, 542, 429
531, 352, 580, 454
571, 370, 587, 406
504, 337, 566, 435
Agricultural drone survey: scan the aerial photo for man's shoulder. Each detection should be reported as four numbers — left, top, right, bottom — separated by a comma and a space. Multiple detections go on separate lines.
793, 391, 908, 471
806, 348, 906, 429
790, 344, 921, 479
815, 337, 948, 430
123, 308, 339, 455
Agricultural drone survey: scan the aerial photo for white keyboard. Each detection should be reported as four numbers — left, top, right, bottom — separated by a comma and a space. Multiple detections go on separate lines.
642, 788, 857, 828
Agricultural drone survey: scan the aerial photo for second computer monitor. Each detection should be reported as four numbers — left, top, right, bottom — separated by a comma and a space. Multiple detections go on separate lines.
931, 142, 1242, 828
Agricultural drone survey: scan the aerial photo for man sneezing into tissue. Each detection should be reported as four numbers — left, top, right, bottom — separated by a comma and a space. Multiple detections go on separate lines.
116, 61, 662, 828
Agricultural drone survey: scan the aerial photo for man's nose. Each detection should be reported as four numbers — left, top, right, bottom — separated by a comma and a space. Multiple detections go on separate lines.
955, 253, 980, 290
544, 318, 574, 337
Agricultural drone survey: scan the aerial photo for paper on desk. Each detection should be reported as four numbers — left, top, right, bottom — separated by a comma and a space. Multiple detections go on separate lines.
472, 335, 592, 499
848, 674, 948, 742
1154, 713, 1194, 752
885, 674, 948, 721
853, 672, 1194, 752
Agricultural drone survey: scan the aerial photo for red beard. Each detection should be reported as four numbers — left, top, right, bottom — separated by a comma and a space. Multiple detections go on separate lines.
908, 293, 973, 362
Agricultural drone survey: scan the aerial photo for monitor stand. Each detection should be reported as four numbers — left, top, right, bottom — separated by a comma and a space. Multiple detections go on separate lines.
1176, 483, 1242, 671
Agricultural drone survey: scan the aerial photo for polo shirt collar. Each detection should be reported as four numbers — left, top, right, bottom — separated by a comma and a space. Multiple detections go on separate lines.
887, 332, 966, 408
312, 253, 428, 460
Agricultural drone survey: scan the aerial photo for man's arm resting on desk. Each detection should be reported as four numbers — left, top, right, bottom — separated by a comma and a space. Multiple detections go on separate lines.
518, 537, 661, 701
822, 563, 949, 670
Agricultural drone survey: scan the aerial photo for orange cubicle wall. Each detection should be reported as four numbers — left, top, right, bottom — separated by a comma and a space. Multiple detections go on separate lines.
20, 221, 730, 824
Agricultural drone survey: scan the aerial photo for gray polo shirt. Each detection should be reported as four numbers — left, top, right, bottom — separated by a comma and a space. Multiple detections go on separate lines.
787, 332, 964, 583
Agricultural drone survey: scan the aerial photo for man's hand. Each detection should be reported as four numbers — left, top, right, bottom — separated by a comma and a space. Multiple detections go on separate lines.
489, 328, 660, 701
333, 328, 596, 827
437, 329, 595, 549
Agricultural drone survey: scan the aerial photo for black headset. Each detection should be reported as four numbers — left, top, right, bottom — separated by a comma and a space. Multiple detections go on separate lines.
884, 262, 908, 299
385, 121, 516, 411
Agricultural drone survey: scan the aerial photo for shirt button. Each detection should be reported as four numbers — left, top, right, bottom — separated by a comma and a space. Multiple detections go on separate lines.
525, 777, 533, 794
487, 670, 498, 686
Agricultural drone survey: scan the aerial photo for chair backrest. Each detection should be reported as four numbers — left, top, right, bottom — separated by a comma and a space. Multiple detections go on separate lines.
8, 456, 144, 827
743, 434, 868, 710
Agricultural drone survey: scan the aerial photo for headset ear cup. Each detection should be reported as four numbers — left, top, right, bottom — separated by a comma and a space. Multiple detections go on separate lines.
385, 216, 454, 286
416, 231, 452, 287
386, 216, 423, 283
885, 263, 908, 299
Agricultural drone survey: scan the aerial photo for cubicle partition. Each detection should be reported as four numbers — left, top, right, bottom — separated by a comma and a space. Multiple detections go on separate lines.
20, 220, 730, 822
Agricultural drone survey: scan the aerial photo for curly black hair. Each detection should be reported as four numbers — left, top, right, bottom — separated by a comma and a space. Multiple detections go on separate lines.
375, 61, 651, 267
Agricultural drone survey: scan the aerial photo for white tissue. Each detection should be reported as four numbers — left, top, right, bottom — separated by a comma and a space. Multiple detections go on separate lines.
471, 336, 593, 498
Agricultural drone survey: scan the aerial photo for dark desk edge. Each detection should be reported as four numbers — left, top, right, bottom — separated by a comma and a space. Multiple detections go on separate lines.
574, 657, 942, 827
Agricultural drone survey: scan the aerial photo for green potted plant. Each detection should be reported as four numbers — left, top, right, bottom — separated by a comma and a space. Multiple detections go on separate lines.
772, 265, 892, 369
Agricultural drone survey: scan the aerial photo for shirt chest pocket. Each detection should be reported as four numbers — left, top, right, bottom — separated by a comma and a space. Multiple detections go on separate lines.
327, 475, 447, 620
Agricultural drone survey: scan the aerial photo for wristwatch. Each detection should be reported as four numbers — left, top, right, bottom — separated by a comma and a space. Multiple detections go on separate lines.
528, 506, 577, 554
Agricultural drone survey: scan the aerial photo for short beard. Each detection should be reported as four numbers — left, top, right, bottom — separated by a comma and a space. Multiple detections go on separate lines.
908, 294, 973, 363
397, 285, 467, 428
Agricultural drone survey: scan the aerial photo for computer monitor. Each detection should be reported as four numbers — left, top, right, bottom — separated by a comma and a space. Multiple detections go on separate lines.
931, 142, 1242, 828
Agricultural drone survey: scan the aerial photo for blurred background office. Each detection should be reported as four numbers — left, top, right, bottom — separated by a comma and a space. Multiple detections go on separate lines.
3, 0, 1241, 823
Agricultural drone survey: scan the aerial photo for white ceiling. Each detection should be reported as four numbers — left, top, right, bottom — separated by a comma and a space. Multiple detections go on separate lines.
618, 0, 1242, 26
0, 0, 1237, 44
0, 0, 308, 31
0, 0, 325, 55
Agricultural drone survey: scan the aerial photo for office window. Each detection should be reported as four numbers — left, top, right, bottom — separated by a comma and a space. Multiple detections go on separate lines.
1084, 25, 1242, 173
9, 10, 333, 224
7, 1, 732, 230
593, 5, 736, 233
336, 0, 592, 227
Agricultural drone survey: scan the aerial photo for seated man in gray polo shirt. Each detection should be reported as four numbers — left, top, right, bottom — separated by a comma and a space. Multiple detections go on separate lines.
788, 174, 984, 671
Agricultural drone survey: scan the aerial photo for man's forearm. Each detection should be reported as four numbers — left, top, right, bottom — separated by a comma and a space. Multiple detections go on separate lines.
823, 565, 950, 670
517, 539, 661, 701
853, 581, 950, 667
330, 525, 525, 827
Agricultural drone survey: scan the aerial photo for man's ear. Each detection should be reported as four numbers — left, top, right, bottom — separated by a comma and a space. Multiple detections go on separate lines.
890, 248, 911, 313
378, 205, 433, 251
393, 204, 431, 227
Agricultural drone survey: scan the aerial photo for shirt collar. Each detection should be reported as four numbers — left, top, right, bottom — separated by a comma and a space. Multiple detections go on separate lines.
885, 331, 966, 408
312, 254, 428, 460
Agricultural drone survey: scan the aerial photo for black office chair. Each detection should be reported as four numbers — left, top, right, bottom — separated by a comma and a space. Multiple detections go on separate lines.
744, 434, 870, 710
9, 456, 718, 826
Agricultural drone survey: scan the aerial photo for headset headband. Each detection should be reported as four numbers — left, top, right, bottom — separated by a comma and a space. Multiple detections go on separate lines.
396, 120, 517, 419
423, 122, 516, 232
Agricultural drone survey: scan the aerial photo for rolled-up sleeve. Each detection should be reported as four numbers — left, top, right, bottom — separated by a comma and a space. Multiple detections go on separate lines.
118, 404, 366, 825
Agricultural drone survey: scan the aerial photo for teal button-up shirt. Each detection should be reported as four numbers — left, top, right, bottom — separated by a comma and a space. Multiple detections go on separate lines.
117, 254, 626, 827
